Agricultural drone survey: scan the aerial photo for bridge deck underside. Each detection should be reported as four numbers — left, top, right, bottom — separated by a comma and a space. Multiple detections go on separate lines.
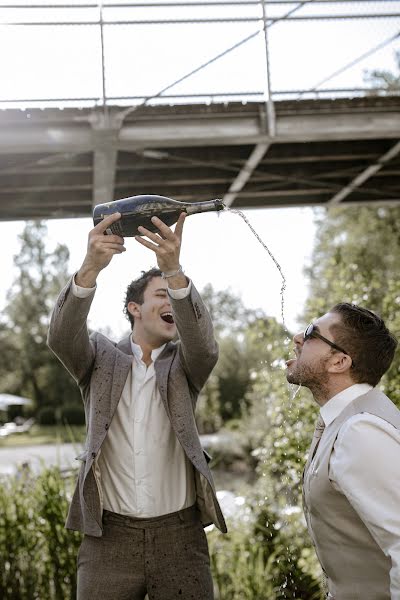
0, 97, 399, 221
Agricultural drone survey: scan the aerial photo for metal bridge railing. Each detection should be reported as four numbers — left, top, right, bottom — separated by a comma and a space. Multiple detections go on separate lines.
0, 0, 399, 126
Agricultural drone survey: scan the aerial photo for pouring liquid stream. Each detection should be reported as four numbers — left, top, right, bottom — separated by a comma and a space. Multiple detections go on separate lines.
224, 207, 288, 333
222, 206, 301, 533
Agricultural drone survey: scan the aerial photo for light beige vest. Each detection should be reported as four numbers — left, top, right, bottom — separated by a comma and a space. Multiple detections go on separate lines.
303, 388, 400, 599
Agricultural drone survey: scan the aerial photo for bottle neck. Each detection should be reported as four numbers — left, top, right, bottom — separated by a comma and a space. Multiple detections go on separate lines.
184, 199, 225, 216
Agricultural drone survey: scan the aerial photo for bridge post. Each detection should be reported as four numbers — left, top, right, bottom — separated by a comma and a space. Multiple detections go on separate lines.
91, 112, 122, 207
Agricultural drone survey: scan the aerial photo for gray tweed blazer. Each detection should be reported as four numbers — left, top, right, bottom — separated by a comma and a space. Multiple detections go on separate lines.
47, 276, 227, 537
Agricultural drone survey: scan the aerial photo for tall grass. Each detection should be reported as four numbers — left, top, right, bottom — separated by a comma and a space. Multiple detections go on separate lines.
0, 467, 322, 599
0, 467, 81, 600
208, 510, 322, 600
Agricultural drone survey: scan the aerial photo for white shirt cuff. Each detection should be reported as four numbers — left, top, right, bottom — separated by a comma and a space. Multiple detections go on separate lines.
167, 279, 192, 300
71, 274, 96, 298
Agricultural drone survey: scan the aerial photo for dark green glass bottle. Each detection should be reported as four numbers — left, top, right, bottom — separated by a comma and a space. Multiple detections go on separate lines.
93, 195, 225, 237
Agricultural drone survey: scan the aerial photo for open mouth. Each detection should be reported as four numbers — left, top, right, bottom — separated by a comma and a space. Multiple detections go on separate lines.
160, 312, 174, 324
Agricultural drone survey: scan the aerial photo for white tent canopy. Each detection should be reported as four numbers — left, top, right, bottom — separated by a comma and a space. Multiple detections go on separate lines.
0, 394, 33, 411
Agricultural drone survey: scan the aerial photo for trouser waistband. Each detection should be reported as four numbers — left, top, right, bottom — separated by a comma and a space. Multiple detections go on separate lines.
102, 504, 200, 529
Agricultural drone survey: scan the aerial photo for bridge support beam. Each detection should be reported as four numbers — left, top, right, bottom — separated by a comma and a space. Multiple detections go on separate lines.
91, 113, 121, 206
329, 139, 400, 205
223, 143, 271, 207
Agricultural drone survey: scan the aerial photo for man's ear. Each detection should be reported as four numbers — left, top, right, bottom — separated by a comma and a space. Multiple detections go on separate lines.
328, 352, 352, 375
127, 301, 141, 321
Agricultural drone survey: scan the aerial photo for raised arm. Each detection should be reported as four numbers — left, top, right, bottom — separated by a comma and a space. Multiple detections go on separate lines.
75, 211, 126, 287
135, 214, 218, 391
170, 283, 219, 392
47, 212, 126, 385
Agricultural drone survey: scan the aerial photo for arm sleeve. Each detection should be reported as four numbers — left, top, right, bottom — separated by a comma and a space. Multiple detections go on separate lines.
47, 275, 96, 386
167, 279, 191, 300
330, 414, 400, 599
169, 281, 218, 393
71, 275, 96, 298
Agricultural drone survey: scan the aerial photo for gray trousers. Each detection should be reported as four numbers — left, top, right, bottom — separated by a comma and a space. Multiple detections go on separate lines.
77, 505, 214, 600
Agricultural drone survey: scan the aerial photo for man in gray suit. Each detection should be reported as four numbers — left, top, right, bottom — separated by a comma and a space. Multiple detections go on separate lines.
285, 304, 399, 599
48, 211, 226, 600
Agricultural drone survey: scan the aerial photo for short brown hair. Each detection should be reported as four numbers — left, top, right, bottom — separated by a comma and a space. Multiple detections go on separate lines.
329, 303, 397, 386
123, 267, 162, 328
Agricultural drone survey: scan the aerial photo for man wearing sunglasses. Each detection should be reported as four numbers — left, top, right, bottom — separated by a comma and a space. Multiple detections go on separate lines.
286, 303, 399, 599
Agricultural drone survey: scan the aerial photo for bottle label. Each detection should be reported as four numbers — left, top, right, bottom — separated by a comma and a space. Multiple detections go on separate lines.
108, 220, 124, 236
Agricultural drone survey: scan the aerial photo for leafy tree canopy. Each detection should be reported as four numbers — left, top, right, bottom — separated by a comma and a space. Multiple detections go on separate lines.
0, 221, 79, 411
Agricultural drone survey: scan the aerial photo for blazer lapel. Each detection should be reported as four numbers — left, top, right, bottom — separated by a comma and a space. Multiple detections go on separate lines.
109, 335, 133, 420
154, 342, 176, 419
116, 335, 132, 356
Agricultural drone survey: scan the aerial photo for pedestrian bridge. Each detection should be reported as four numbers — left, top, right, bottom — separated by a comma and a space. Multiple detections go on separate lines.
0, 95, 399, 221
1, 0, 400, 220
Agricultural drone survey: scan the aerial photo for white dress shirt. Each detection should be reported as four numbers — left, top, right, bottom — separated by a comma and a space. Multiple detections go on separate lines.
72, 276, 196, 517
320, 384, 400, 599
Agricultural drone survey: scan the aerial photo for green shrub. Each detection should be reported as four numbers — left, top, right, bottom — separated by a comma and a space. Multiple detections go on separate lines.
0, 466, 322, 599
208, 503, 322, 600
0, 467, 81, 600
60, 403, 85, 426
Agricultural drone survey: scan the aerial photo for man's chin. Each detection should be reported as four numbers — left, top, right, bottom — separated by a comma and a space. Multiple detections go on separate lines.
159, 326, 177, 343
286, 373, 300, 385
285, 359, 298, 383
285, 366, 300, 385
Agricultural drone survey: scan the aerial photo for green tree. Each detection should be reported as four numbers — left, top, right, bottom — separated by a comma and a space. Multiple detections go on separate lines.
200, 284, 266, 337
198, 285, 288, 430
197, 285, 259, 431
0, 221, 81, 414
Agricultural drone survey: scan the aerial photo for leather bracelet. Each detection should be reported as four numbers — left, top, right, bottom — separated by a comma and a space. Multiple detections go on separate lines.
161, 265, 184, 279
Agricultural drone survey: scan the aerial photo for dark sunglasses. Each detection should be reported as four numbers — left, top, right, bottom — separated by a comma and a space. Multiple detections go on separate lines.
304, 323, 352, 362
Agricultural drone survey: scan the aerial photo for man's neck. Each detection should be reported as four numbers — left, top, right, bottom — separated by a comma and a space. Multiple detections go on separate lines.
313, 379, 355, 407
131, 333, 163, 366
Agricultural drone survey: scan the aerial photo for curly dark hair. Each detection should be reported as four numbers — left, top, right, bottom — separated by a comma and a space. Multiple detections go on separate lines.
123, 267, 162, 329
329, 303, 398, 386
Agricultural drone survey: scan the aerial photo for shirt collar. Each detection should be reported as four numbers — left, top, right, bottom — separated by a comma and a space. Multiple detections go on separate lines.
130, 338, 166, 363
320, 383, 373, 427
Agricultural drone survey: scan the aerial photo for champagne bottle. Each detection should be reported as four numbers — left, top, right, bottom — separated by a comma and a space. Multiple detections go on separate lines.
93, 194, 225, 237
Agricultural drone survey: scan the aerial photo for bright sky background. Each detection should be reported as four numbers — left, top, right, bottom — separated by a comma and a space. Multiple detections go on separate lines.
0, 206, 317, 337
1, 1, 399, 104
0, 1, 399, 337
